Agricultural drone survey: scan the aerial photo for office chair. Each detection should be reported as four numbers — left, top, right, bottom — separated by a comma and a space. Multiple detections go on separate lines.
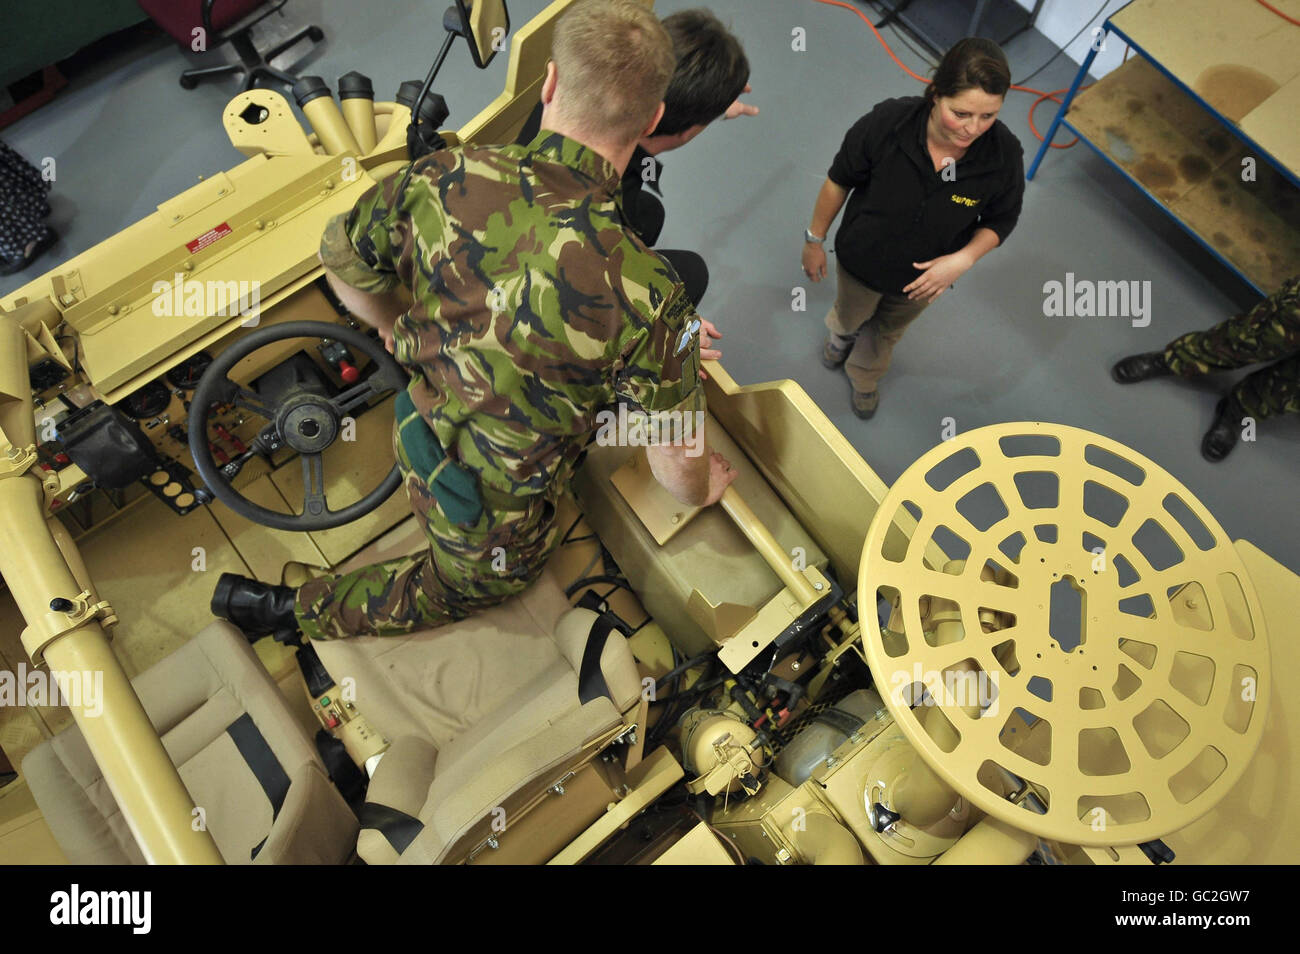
139, 0, 324, 91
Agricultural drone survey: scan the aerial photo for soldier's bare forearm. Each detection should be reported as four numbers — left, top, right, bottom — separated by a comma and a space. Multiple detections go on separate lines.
322, 268, 410, 332
646, 441, 710, 507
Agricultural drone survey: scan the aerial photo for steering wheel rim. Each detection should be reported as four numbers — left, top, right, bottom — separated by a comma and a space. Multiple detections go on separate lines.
189, 320, 408, 531
858, 422, 1269, 847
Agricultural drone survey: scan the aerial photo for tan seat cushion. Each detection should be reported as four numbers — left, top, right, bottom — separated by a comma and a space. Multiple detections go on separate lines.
356, 734, 439, 865
315, 550, 646, 864
22, 725, 144, 865
400, 690, 623, 865
313, 561, 581, 748
23, 622, 357, 864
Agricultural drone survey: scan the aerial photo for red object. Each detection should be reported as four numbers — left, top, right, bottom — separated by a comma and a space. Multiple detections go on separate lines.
324, 714, 340, 728
214, 424, 246, 453
54, 453, 70, 464
1257, 0, 1300, 27
137, 0, 267, 45
0, 66, 68, 132
338, 360, 360, 384
812, 0, 1085, 150
185, 222, 233, 255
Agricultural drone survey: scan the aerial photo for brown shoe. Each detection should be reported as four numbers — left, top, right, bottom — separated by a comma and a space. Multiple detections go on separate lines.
851, 386, 879, 420
822, 335, 853, 370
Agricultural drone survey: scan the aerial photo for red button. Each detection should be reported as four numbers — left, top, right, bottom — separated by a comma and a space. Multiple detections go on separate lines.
325, 714, 340, 728
54, 453, 70, 464
338, 360, 359, 384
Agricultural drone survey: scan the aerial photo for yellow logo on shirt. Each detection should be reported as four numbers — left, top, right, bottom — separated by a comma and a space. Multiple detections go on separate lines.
950, 194, 980, 207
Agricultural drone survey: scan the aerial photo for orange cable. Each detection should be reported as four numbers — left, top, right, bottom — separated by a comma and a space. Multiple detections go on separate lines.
811, 0, 1093, 148
1256, 0, 1300, 27
810, 0, 933, 84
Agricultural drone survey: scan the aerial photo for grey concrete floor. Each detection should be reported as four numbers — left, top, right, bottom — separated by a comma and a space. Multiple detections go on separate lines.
3, 0, 1296, 574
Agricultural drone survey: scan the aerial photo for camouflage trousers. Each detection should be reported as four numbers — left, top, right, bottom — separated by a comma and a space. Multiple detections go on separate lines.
1164, 275, 1300, 419
294, 422, 561, 641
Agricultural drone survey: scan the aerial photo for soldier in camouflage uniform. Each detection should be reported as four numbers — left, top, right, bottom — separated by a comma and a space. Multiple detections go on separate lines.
212, 0, 738, 642
1111, 274, 1300, 461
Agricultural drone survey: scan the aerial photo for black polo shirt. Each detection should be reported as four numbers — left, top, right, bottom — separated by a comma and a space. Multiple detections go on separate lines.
827, 96, 1024, 295
621, 144, 665, 244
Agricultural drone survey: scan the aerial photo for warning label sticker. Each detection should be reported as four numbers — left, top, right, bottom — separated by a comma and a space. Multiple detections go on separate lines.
185, 222, 233, 255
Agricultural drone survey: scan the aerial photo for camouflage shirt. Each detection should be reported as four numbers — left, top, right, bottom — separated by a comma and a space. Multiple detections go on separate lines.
320, 131, 703, 501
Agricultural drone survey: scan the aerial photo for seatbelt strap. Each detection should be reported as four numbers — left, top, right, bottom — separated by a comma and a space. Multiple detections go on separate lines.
225, 713, 291, 860
359, 802, 425, 854
578, 612, 621, 706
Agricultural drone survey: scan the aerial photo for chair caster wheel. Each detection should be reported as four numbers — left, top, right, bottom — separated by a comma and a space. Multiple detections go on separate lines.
179, 75, 198, 90
308, 26, 324, 42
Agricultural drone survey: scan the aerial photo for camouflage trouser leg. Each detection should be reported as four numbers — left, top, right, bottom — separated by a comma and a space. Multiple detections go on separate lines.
1164, 275, 1300, 377
1230, 353, 1300, 420
293, 424, 561, 641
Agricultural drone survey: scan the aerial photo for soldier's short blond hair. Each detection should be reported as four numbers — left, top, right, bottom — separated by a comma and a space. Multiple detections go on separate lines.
551, 0, 676, 145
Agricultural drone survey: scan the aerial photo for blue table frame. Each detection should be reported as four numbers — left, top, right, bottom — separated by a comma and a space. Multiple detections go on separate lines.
1025, 10, 1300, 296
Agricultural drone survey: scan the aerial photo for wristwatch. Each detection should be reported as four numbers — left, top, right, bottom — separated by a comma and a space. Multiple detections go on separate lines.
804, 228, 826, 244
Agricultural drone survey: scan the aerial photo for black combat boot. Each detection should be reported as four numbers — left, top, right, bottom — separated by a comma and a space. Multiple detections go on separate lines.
1201, 395, 1245, 462
211, 573, 298, 640
1111, 351, 1173, 384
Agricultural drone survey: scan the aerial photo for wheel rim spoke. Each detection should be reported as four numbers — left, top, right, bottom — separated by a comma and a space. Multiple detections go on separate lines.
229, 384, 275, 420
301, 453, 328, 517
331, 379, 379, 415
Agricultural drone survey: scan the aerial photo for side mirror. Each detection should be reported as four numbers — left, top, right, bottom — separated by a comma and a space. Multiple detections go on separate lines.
401, 1, 509, 161
454, 0, 510, 69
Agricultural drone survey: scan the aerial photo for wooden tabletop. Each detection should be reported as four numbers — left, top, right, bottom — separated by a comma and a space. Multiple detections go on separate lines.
1111, 0, 1300, 173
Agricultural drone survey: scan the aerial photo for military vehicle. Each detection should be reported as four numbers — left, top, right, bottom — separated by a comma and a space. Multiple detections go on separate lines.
0, 0, 1294, 866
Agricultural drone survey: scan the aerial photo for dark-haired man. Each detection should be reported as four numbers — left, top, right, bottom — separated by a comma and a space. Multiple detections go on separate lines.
517, 7, 754, 310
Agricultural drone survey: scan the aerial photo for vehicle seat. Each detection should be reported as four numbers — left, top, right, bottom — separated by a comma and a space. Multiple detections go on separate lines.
311, 551, 642, 865
22, 621, 358, 864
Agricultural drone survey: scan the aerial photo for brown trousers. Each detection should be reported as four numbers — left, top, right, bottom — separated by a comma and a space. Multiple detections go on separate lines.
824, 261, 931, 392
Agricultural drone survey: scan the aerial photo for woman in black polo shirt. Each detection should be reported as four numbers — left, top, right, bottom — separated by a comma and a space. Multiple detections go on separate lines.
801, 38, 1024, 419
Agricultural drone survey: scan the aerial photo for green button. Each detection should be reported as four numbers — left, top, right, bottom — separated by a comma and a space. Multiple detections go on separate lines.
320, 696, 330, 706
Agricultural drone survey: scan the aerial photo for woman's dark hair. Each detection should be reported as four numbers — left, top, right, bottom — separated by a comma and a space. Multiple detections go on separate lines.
925, 37, 1011, 107
654, 9, 750, 137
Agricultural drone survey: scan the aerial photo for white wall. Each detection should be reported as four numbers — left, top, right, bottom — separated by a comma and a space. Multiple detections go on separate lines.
1010, 0, 1132, 81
